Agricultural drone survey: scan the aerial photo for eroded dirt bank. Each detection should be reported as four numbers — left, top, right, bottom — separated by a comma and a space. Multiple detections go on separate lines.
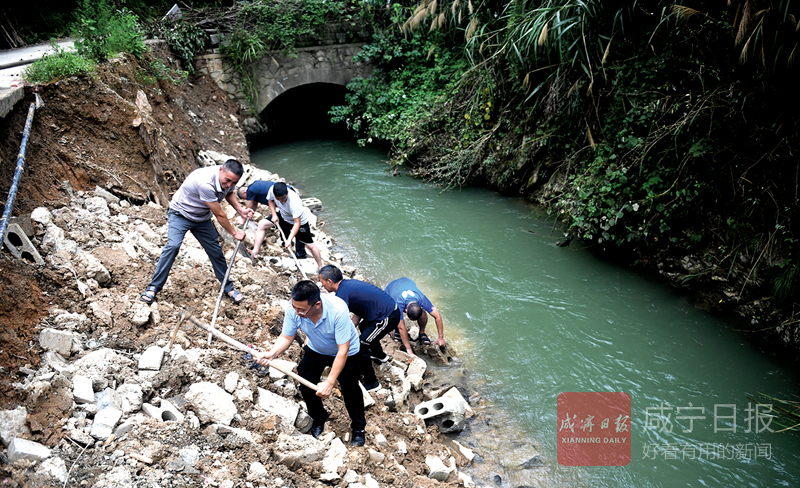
0, 49, 479, 487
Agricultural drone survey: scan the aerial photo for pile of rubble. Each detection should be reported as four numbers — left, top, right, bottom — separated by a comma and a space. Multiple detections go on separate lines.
0, 161, 479, 487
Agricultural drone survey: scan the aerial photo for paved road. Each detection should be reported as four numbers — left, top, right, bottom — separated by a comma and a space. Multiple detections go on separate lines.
0, 39, 74, 117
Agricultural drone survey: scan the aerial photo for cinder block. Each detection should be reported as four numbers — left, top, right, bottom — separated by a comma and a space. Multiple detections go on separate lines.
3, 223, 44, 265
414, 397, 466, 433
301, 198, 322, 213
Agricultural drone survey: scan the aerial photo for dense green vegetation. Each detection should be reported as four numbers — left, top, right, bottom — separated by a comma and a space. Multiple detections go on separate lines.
22, 43, 95, 84
332, 1, 800, 327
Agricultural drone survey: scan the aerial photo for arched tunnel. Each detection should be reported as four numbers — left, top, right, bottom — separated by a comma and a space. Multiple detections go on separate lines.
253, 82, 351, 147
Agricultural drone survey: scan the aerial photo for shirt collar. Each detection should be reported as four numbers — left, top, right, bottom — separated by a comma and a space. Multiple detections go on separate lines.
213, 167, 223, 193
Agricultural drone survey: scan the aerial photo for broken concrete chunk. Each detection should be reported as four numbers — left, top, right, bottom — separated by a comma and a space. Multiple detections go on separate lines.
272, 432, 325, 470
224, 372, 239, 393
72, 375, 95, 404
186, 382, 237, 425
8, 438, 52, 464
0, 407, 31, 446
256, 387, 299, 426
138, 346, 164, 371
130, 302, 152, 327
90, 408, 123, 439
117, 383, 143, 414
37, 456, 68, 483
425, 455, 452, 481
321, 437, 347, 475
39, 328, 75, 356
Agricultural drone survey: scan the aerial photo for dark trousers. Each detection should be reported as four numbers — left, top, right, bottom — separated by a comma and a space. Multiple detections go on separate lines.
297, 346, 366, 431
276, 213, 307, 255
148, 209, 232, 294
358, 307, 401, 385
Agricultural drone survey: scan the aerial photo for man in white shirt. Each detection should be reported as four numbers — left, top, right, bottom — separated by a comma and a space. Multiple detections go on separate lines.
249, 182, 323, 271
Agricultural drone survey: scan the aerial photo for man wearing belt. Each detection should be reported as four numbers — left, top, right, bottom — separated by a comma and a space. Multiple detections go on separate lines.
251, 280, 366, 446
235, 181, 307, 258
251, 182, 323, 271
140, 159, 253, 304
318, 265, 414, 390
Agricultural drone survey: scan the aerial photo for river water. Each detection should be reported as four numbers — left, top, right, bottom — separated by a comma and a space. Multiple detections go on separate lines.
251, 138, 800, 488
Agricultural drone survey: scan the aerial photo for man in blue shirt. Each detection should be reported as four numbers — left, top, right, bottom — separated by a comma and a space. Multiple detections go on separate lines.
251, 280, 366, 446
318, 265, 414, 389
385, 277, 447, 348
236, 181, 307, 258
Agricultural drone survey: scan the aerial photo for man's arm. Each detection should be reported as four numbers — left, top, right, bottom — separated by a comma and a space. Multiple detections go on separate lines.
350, 313, 360, 327
284, 217, 301, 248
225, 191, 254, 219
396, 321, 417, 358
252, 333, 294, 365
206, 201, 244, 240
316, 341, 349, 398
430, 308, 446, 347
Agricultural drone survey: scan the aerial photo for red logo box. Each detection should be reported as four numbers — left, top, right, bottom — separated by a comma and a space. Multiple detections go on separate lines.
557, 392, 631, 466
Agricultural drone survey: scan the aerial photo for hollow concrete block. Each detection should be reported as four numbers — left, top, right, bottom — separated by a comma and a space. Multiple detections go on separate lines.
414, 396, 466, 433
3, 223, 44, 265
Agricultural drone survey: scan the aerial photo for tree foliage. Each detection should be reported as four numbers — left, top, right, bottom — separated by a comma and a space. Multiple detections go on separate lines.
335, 0, 800, 321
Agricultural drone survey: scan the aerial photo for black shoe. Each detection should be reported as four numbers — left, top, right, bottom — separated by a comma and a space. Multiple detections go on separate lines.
362, 380, 381, 392
310, 415, 328, 438
295, 252, 308, 259
350, 430, 365, 447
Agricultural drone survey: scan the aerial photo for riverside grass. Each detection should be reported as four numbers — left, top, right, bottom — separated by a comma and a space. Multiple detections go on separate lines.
23, 44, 94, 84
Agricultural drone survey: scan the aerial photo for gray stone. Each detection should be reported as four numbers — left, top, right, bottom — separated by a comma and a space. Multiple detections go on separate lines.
367, 448, 385, 465
138, 346, 164, 370
94, 186, 120, 205
273, 433, 325, 470
8, 438, 52, 463
117, 383, 143, 414
425, 455, 451, 482
43, 351, 74, 376
224, 372, 239, 393
72, 348, 132, 383
30, 207, 53, 226
90, 408, 122, 439
441, 386, 475, 419
321, 437, 347, 475
211, 424, 256, 443
256, 387, 299, 425
179, 448, 200, 466
85, 196, 111, 220
295, 409, 312, 433
38, 456, 68, 483
406, 357, 427, 378
95, 388, 123, 411
247, 461, 268, 481
364, 473, 380, 488
91, 466, 134, 488
0, 406, 30, 446
114, 421, 135, 437
74, 252, 111, 285
54, 312, 88, 330
374, 433, 387, 447
186, 382, 237, 425
72, 375, 95, 404
130, 302, 152, 327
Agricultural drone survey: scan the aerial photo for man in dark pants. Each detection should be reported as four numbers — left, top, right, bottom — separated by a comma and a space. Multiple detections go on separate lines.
140, 159, 253, 304
236, 181, 306, 258
251, 280, 366, 446
318, 265, 413, 391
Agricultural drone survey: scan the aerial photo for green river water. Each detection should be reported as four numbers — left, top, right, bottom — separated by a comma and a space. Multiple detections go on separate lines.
252, 138, 800, 488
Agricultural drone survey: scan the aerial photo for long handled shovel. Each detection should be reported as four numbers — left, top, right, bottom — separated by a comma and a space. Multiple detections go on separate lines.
274, 219, 309, 280
184, 312, 318, 391
208, 217, 250, 345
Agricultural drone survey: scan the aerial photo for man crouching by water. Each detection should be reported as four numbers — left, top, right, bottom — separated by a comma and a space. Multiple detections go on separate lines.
251, 280, 366, 446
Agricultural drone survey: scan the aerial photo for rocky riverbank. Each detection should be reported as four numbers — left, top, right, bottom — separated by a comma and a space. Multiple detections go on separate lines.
0, 47, 479, 487
0, 157, 478, 487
